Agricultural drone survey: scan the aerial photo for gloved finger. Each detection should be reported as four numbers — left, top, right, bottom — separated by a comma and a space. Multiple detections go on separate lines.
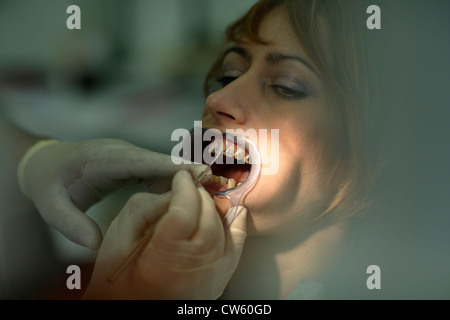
187, 186, 225, 254
152, 170, 201, 244
144, 180, 172, 194
105, 192, 171, 254
34, 187, 104, 250
224, 206, 248, 263
84, 147, 210, 189
66, 175, 103, 212
156, 185, 225, 261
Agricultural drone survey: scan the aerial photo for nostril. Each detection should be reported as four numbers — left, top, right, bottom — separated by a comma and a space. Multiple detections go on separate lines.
218, 111, 235, 120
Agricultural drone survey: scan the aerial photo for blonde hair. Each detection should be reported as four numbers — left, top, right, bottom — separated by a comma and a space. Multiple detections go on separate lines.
204, 0, 376, 219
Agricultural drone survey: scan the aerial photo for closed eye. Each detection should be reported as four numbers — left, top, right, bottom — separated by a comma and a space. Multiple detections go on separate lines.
271, 84, 309, 100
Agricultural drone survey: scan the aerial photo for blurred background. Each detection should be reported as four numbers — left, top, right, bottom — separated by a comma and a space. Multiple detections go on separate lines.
324, 0, 450, 300
0, 0, 258, 299
0, 0, 257, 151
0, 0, 449, 299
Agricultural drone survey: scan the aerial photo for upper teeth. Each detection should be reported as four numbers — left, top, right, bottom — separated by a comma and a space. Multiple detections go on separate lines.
207, 141, 250, 163
235, 149, 245, 160
224, 148, 234, 157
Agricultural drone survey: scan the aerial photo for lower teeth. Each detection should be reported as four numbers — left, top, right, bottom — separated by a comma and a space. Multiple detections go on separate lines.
207, 174, 238, 188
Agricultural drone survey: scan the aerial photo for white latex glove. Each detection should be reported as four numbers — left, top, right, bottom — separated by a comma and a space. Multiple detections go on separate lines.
83, 170, 247, 300
18, 138, 208, 250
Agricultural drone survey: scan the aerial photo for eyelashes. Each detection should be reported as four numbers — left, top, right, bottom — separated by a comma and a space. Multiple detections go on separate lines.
215, 74, 311, 100
270, 84, 309, 100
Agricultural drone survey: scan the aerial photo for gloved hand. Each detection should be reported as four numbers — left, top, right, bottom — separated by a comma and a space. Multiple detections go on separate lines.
18, 138, 207, 250
83, 170, 247, 300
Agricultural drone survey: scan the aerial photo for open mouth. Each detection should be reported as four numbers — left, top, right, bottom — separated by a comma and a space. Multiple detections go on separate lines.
186, 128, 252, 194
202, 139, 251, 192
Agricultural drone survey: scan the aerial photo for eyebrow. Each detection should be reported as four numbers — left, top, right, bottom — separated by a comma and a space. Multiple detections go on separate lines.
265, 51, 318, 76
223, 46, 250, 60
223, 46, 318, 76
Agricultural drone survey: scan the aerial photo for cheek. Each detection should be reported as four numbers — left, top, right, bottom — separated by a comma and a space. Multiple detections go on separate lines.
283, 103, 344, 168
244, 110, 344, 233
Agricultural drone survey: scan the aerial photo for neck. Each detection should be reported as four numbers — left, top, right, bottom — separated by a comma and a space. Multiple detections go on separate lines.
221, 217, 348, 299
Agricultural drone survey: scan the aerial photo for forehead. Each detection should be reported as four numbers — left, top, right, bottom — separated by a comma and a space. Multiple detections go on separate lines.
254, 6, 333, 70
256, 6, 303, 52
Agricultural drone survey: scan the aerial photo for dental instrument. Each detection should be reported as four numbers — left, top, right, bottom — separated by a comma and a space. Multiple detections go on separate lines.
107, 150, 224, 284
107, 133, 261, 283
214, 133, 261, 230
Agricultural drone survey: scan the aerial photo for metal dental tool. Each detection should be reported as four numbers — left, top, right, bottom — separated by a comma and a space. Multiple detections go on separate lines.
195, 150, 223, 184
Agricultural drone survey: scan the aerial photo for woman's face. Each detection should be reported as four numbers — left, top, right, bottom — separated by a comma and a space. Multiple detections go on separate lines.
201, 7, 344, 236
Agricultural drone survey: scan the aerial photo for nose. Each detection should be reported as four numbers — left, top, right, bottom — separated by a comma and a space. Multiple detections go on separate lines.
205, 78, 253, 126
